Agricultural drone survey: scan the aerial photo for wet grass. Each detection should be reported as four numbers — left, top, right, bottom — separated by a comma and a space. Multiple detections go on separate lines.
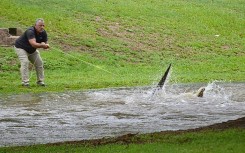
1, 129, 245, 153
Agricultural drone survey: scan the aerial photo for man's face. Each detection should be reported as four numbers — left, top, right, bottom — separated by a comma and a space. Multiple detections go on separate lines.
35, 21, 45, 33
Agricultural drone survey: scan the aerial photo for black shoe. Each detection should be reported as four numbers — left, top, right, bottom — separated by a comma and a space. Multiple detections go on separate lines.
37, 81, 45, 86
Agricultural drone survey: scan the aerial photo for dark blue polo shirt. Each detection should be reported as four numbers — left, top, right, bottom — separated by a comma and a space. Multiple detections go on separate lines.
15, 26, 48, 54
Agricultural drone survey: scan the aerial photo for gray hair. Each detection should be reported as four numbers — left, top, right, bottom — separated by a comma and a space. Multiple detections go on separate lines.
35, 18, 44, 25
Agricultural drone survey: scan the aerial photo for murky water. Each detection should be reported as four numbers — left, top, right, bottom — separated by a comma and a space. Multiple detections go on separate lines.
0, 81, 244, 147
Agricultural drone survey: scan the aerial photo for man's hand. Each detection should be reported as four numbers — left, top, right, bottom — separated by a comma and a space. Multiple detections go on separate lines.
41, 42, 50, 49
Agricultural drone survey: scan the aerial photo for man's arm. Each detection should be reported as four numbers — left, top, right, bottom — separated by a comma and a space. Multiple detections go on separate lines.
29, 38, 49, 49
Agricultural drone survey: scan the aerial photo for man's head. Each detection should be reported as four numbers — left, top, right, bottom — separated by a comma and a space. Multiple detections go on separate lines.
34, 18, 45, 33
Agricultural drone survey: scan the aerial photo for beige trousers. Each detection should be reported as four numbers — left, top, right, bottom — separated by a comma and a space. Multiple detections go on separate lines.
14, 47, 44, 84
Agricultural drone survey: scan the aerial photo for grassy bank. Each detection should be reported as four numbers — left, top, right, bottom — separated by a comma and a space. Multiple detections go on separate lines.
0, 0, 244, 94
1, 128, 245, 153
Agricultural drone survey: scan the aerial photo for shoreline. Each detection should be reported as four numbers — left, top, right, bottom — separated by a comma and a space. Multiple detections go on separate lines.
45, 116, 245, 147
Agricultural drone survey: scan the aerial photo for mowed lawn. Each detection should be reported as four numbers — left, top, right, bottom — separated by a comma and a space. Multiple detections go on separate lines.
0, 0, 244, 93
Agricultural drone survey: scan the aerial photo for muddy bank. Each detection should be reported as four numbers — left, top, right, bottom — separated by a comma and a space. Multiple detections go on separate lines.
49, 116, 245, 146
185, 116, 245, 131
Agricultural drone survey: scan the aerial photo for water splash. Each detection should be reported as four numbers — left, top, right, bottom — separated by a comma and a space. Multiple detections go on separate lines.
151, 80, 234, 103
0, 83, 244, 147
204, 80, 232, 102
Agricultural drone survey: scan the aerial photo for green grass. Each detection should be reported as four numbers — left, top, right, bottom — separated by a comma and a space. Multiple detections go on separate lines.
0, 0, 245, 94
1, 129, 244, 153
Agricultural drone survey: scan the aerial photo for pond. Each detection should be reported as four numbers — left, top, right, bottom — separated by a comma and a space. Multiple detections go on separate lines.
0, 81, 244, 147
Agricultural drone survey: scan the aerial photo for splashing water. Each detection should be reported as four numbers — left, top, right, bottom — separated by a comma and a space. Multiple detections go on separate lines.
205, 80, 232, 101
0, 82, 244, 147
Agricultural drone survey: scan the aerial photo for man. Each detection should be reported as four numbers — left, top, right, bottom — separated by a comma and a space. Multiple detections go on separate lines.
14, 18, 50, 87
